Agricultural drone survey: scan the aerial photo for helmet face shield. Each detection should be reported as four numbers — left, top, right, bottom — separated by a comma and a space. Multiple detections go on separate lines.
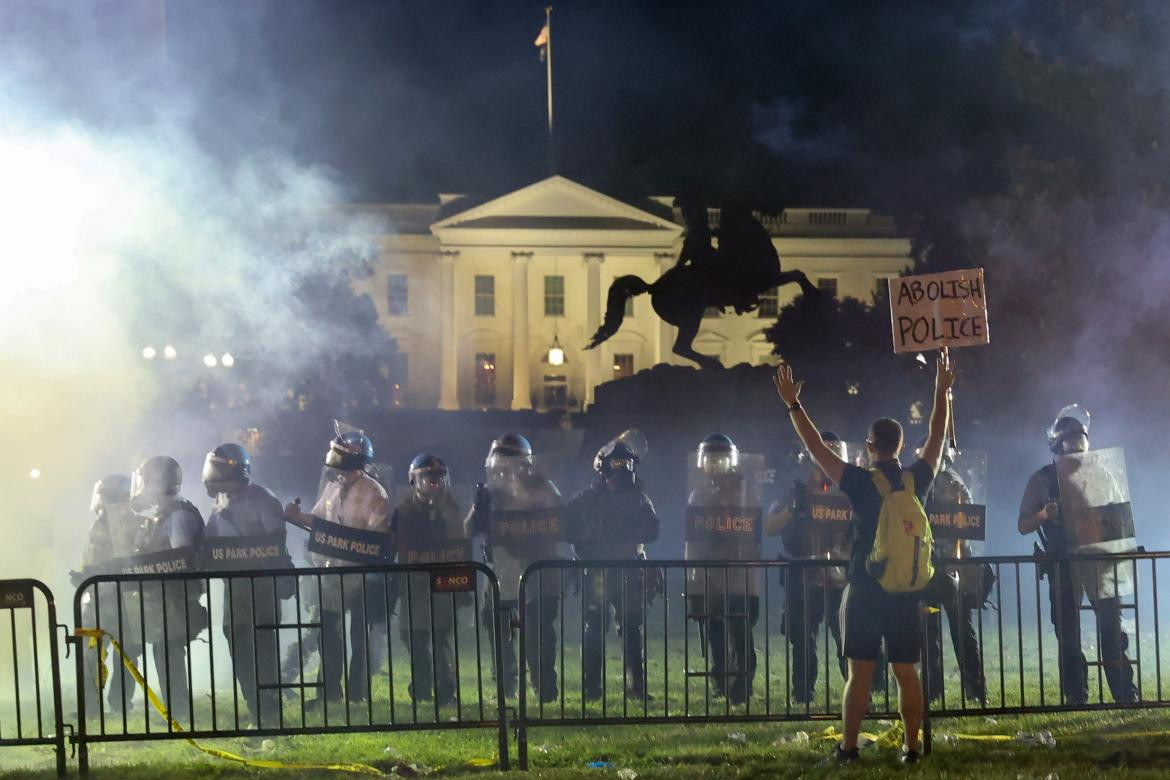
485, 452, 530, 482
324, 466, 361, 485
699, 449, 739, 474
202, 452, 246, 497
413, 468, 450, 500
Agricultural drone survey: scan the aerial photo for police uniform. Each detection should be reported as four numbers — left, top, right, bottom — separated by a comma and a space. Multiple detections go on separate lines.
566, 476, 659, 699
390, 491, 468, 705
309, 472, 390, 703
204, 483, 289, 725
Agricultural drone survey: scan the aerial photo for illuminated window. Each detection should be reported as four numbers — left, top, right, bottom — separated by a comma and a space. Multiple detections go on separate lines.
817, 277, 838, 297
474, 353, 496, 406
757, 287, 779, 317
474, 275, 495, 316
387, 274, 408, 315
544, 275, 565, 316
542, 375, 568, 408
613, 354, 634, 379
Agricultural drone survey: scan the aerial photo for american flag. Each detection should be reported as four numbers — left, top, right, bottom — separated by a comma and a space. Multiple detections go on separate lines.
534, 24, 549, 62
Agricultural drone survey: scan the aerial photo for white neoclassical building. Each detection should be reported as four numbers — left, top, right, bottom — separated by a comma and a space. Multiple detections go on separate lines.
352, 175, 912, 411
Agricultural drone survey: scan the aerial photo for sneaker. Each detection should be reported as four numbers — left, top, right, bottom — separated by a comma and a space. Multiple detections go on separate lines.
818, 743, 860, 766
899, 748, 919, 765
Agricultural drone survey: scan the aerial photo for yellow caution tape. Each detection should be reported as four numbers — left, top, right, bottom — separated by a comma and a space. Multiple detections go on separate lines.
813, 723, 1014, 746
75, 628, 390, 776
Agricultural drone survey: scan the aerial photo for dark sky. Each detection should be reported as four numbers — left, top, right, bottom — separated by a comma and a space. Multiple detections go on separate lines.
93, 1, 1053, 208
5, 0, 1164, 215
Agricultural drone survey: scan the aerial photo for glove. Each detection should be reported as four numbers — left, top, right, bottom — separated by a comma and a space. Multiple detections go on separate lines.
470, 483, 492, 536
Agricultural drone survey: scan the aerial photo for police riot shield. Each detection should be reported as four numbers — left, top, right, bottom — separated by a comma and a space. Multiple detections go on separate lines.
926, 449, 988, 557
686, 452, 766, 559
796, 442, 862, 564
1056, 447, 1137, 601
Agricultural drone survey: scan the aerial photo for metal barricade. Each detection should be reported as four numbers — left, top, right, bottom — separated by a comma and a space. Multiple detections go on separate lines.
71, 562, 509, 773
515, 553, 1170, 769
0, 579, 67, 776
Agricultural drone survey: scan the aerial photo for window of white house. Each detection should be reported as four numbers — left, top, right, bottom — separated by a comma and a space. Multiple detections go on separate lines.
757, 287, 779, 317
613, 353, 634, 380
474, 275, 495, 316
474, 353, 496, 406
544, 275, 565, 316
817, 277, 838, 297
387, 274, 408, 316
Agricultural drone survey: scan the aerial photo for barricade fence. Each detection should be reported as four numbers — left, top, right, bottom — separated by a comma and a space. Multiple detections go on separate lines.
70, 562, 509, 773
4, 551, 1170, 775
516, 552, 1170, 768
0, 579, 67, 776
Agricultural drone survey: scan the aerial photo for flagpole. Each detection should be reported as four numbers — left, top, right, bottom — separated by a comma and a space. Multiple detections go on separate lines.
545, 5, 555, 173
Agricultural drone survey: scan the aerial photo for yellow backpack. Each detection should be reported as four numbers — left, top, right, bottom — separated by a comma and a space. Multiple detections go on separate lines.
865, 469, 935, 593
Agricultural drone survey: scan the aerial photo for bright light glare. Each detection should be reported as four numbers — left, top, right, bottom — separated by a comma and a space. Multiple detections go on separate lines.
221, 352, 235, 368
142, 346, 157, 360
163, 345, 177, 360
203, 353, 218, 368
29, 468, 41, 479
548, 346, 565, 366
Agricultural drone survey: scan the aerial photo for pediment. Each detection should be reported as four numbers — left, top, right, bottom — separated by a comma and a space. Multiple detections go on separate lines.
431, 176, 680, 232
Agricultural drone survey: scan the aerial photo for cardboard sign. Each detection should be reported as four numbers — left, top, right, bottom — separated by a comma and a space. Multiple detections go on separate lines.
0, 581, 34, 609
113, 546, 198, 576
430, 567, 477, 593
889, 268, 989, 353
307, 517, 389, 565
685, 506, 762, 543
926, 502, 987, 540
202, 533, 289, 571
807, 493, 852, 526
489, 508, 565, 548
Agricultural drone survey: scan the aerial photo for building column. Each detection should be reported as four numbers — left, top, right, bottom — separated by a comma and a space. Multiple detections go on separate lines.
653, 251, 676, 364
511, 251, 533, 410
437, 250, 459, 410
583, 252, 605, 407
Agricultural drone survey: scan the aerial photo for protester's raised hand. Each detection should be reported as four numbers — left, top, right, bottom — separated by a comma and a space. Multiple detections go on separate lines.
936, 347, 957, 393
773, 364, 804, 407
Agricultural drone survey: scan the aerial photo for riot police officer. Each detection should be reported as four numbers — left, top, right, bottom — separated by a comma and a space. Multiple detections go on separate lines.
464, 434, 564, 702
1018, 411, 1138, 704
566, 433, 659, 701
685, 434, 761, 705
284, 429, 390, 709
916, 439, 988, 705
202, 443, 291, 726
75, 475, 143, 718
128, 456, 206, 723
765, 432, 849, 704
390, 454, 468, 707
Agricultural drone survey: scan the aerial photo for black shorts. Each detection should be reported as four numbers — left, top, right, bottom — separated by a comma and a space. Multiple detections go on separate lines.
840, 582, 923, 664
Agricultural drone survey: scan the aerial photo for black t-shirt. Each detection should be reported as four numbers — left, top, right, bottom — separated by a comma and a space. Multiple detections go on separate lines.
839, 459, 935, 585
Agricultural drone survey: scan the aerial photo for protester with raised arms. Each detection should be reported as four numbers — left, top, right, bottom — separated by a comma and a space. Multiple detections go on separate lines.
774, 349, 955, 766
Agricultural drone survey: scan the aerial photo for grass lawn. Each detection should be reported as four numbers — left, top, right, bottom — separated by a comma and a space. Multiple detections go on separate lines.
4, 707, 1170, 778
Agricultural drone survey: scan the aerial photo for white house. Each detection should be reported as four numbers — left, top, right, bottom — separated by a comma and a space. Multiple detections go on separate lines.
352, 175, 912, 411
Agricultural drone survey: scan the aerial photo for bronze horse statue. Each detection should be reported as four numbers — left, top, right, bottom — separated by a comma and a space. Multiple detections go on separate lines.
585, 203, 819, 368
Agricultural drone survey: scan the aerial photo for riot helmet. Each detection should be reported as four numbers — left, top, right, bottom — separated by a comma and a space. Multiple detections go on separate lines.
485, 433, 534, 483
914, 435, 956, 468
409, 453, 450, 503
592, 429, 648, 473
697, 434, 739, 474
90, 474, 131, 515
202, 443, 251, 497
324, 429, 374, 483
130, 456, 182, 515
1048, 404, 1090, 455
799, 431, 846, 478
595, 440, 638, 487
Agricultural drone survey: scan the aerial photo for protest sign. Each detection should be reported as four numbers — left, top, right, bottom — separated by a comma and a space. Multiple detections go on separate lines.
889, 268, 988, 353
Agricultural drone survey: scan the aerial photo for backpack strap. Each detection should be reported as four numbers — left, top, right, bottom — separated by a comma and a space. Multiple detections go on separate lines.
870, 467, 914, 498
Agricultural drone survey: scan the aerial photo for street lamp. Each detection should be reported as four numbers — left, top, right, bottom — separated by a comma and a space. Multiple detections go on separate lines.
163, 345, 178, 360
221, 352, 235, 368
203, 353, 218, 368
547, 336, 566, 367
142, 346, 157, 360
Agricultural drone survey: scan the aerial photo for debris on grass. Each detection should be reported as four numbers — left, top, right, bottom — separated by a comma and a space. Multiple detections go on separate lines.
727, 732, 747, 744
587, 760, 614, 768
1014, 730, 1056, 748
617, 769, 638, 780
